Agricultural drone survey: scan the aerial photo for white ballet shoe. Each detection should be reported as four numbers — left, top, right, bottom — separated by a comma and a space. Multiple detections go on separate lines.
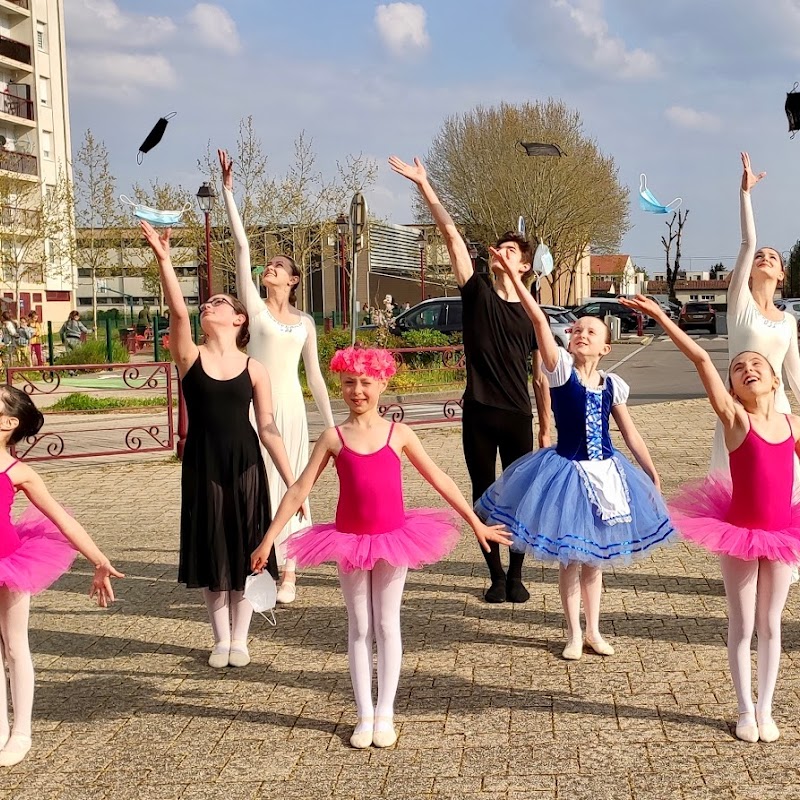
228, 641, 251, 668
790, 566, 799, 585
349, 718, 374, 749
372, 716, 397, 748
757, 717, 780, 743
585, 636, 615, 656
0, 734, 31, 767
276, 581, 296, 604
735, 712, 759, 743
208, 642, 230, 669
562, 638, 584, 661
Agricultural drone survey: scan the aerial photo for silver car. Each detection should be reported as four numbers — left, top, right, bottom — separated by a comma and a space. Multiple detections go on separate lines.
541, 305, 574, 348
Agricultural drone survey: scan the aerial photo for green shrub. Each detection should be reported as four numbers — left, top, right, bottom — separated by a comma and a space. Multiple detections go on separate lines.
400, 329, 450, 349
50, 392, 169, 412
55, 339, 130, 366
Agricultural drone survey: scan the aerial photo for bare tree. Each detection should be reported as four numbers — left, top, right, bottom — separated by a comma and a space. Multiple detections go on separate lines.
661, 209, 690, 301
421, 99, 629, 304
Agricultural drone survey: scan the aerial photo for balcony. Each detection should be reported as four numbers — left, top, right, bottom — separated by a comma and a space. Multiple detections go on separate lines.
1, 0, 30, 11
0, 205, 39, 228
0, 90, 32, 122
0, 149, 36, 176
0, 34, 30, 65
0, 262, 43, 284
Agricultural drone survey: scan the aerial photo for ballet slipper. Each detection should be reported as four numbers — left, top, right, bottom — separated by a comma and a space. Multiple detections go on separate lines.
562, 638, 583, 661
585, 636, 615, 656
207, 642, 230, 669
276, 581, 296, 604
757, 717, 780, 743
0, 734, 31, 767
484, 578, 506, 603
228, 640, 251, 668
349, 718, 374, 749
735, 712, 759, 743
372, 716, 397, 748
505, 579, 530, 603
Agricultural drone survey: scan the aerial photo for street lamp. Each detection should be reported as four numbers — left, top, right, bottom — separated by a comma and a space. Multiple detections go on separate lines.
336, 213, 349, 327
468, 243, 478, 272
417, 229, 426, 301
196, 181, 216, 302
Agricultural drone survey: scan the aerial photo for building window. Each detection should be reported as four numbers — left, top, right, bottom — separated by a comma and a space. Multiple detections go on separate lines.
32, 293, 42, 302
41, 130, 52, 160
77, 297, 92, 306
38, 76, 49, 106
77, 268, 90, 278
701, 294, 715, 301
36, 22, 47, 53
689, 294, 699, 300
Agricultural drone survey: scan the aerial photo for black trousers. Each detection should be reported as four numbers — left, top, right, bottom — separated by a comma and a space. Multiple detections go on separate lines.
462, 401, 534, 581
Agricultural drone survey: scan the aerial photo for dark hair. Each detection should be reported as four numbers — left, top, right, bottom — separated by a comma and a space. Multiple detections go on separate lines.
69, 310, 80, 320
280, 255, 301, 306
494, 232, 533, 265
1, 386, 44, 444
225, 294, 250, 348
727, 350, 776, 390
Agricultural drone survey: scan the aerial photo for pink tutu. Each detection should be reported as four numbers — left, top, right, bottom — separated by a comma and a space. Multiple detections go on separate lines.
0, 504, 77, 594
287, 508, 461, 573
669, 478, 800, 563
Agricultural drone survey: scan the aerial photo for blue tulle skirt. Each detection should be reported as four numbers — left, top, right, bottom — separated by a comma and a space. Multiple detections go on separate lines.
476, 448, 675, 568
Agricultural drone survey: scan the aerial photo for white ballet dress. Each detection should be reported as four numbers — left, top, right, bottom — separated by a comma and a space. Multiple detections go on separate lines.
710, 189, 800, 489
223, 187, 335, 566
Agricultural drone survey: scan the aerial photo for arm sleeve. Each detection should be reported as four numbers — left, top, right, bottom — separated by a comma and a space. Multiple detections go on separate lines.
301, 316, 335, 428
541, 348, 573, 388
727, 189, 757, 321
222, 186, 265, 318
607, 374, 631, 406
783, 322, 800, 408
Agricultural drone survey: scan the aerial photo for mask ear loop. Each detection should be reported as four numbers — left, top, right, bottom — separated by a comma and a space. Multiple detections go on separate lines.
665, 197, 682, 212
119, 195, 136, 209
639, 174, 648, 195
255, 609, 277, 627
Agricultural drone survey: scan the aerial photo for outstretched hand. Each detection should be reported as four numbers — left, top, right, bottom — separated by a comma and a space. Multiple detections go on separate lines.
741, 151, 765, 193
619, 294, 663, 319
388, 155, 427, 185
488, 246, 514, 277
140, 221, 171, 261
474, 522, 513, 552
90, 562, 124, 608
218, 148, 233, 190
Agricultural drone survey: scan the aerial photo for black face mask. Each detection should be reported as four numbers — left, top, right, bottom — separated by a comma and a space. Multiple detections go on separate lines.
137, 112, 176, 163
786, 85, 800, 138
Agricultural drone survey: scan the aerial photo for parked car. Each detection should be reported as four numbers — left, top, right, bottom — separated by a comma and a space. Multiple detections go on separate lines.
645, 295, 676, 319
777, 298, 800, 324
678, 301, 717, 333
360, 296, 572, 345
572, 300, 645, 333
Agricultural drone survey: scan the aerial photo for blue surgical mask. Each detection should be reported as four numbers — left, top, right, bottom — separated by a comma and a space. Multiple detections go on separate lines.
119, 195, 190, 226
639, 174, 681, 214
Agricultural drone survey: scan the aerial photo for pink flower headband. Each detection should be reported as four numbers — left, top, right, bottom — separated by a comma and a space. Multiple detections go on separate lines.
330, 346, 397, 380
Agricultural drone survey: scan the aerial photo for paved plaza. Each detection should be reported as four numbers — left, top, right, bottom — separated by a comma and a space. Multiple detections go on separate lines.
6, 397, 800, 800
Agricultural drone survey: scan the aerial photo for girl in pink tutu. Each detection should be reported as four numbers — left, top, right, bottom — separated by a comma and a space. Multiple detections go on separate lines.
0, 385, 123, 765
251, 346, 510, 749
622, 295, 800, 744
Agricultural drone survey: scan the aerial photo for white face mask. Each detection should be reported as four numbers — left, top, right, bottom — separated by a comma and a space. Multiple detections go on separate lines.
119, 195, 191, 226
244, 572, 277, 625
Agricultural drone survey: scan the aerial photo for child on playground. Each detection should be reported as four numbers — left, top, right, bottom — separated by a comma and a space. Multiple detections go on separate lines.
251, 345, 510, 749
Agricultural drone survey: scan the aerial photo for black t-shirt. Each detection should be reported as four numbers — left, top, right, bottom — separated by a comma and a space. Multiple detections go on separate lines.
460, 273, 538, 416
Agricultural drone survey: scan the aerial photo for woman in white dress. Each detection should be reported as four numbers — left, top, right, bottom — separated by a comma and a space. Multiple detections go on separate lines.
710, 152, 800, 477
219, 150, 335, 604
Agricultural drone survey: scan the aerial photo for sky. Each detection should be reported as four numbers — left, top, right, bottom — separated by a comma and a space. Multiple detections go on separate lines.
65, 0, 800, 275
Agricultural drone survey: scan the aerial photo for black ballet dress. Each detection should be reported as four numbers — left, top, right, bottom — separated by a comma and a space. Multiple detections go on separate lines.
179, 354, 278, 591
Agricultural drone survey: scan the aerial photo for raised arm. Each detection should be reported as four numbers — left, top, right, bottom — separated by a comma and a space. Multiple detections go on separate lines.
621, 295, 737, 427
301, 315, 335, 428
531, 351, 552, 448
140, 222, 198, 376
218, 149, 264, 317
388, 156, 474, 287
728, 153, 765, 317
489, 246, 560, 371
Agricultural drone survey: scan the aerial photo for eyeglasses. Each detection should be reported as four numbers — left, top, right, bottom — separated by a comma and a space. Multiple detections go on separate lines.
199, 297, 235, 313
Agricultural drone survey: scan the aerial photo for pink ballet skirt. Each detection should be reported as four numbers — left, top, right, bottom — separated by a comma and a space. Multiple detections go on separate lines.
669, 416, 800, 564
288, 424, 461, 573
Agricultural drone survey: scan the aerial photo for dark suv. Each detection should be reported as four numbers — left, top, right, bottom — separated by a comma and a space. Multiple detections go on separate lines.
572, 300, 646, 333
678, 302, 717, 333
361, 298, 462, 335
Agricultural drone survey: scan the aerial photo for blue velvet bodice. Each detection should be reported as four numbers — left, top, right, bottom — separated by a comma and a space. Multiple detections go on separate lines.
551, 370, 614, 462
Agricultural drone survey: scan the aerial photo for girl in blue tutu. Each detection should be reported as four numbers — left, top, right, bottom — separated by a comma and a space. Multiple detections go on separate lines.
476, 248, 674, 660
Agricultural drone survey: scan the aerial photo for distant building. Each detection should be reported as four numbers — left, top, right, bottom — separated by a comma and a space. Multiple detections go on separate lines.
590, 254, 646, 297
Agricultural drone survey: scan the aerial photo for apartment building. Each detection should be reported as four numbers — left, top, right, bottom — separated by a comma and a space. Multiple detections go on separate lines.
0, 0, 73, 325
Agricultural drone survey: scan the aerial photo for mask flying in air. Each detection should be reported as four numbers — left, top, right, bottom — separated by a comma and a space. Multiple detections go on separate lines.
639, 174, 681, 214
532, 243, 554, 289
119, 195, 191, 226
786, 83, 800, 138
137, 112, 176, 164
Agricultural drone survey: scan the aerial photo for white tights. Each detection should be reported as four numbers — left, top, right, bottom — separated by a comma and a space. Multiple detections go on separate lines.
559, 562, 604, 641
0, 589, 34, 739
720, 555, 793, 722
203, 589, 253, 647
338, 562, 408, 721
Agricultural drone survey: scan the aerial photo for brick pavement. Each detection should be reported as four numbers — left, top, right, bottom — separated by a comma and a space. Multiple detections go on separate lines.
6, 397, 800, 800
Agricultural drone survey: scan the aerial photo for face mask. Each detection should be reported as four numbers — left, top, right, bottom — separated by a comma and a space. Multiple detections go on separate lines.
532, 243, 554, 289
119, 195, 191, 226
244, 571, 277, 625
517, 216, 526, 236
137, 112, 176, 164
639, 174, 681, 214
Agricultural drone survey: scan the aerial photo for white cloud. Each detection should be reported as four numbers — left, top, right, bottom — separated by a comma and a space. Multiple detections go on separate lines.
65, 0, 176, 47
665, 105, 721, 132
187, 3, 241, 55
375, 3, 430, 57
69, 52, 178, 100
551, 0, 659, 79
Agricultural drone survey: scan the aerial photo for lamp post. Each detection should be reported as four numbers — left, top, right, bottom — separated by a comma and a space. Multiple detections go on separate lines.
336, 213, 348, 327
196, 181, 216, 303
468, 243, 478, 273
417, 230, 426, 301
